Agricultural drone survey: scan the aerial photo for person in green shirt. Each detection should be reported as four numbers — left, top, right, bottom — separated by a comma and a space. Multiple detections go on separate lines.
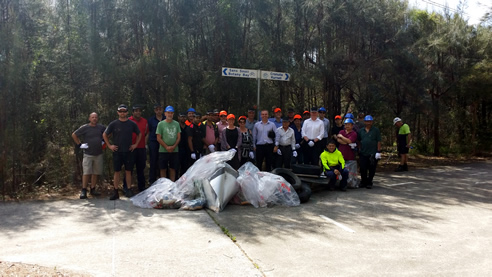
393, 117, 412, 172
357, 115, 381, 189
156, 106, 181, 181
320, 139, 349, 191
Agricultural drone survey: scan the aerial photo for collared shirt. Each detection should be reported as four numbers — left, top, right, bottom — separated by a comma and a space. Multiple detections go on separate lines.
301, 118, 324, 141
148, 115, 163, 142
275, 127, 295, 150
320, 118, 330, 138
252, 120, 276, 147
245, 118, 257, 131
358, 126, 381, 156
129, 116, 148, 149
269, 117, 283, 128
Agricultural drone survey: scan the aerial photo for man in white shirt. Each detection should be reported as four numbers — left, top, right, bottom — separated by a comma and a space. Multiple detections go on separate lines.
274, 117, 297, 169
301, 107, 324, 165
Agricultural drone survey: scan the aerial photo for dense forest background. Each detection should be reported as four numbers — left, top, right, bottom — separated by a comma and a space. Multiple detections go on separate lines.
1, 0, 491, 197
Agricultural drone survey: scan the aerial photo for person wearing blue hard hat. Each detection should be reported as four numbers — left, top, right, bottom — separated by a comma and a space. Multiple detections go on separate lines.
336, 117, 359, 188
344, 113, 354, 119
186, 108, 196, 126
156, 105, 181, 181
357, 114, 381, 189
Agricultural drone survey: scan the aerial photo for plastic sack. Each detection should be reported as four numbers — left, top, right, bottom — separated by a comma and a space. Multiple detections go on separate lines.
346, 160, 359, 188
130, 178, 182, 209
176, 150, 235, 188
236, 162, 300, 208
180, 180, 207, 211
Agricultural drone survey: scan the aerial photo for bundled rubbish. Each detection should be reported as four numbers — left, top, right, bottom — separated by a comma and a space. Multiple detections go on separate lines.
345, 160, 360, 188
234, 162, 300, 208
131, 150, 237, 211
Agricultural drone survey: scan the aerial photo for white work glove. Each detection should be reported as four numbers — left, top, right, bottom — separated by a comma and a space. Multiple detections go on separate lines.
292, 151, 298, 157
349, 143, 357, 149
249, 151, 255, 159
277, 149, 282, 155
375, 153, 381, 160
295, 143, 300, 149
80, 143, 89, 149
208, 144, 215, 152
230, 148, 237, 154
191, 153, 196, 160
308, 141, 315, 147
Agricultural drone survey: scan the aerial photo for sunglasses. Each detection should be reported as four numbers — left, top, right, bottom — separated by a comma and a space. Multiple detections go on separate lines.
118, 110, 128, 113
220, 115, 227, 117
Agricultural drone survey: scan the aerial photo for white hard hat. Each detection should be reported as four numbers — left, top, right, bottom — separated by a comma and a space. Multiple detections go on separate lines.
393, 117, 402, 125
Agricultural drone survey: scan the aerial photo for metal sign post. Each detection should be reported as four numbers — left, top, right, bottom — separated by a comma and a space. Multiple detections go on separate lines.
222, 67, 290, 115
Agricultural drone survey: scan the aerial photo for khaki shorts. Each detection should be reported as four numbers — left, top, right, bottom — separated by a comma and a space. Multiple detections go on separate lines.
82, 154, 103, 175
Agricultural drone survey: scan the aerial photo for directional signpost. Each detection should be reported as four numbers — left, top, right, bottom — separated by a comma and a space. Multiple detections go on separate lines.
222, 67, 290, 114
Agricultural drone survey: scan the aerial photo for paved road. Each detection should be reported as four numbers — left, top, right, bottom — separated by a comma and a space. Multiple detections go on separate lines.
1, 162, 491, 276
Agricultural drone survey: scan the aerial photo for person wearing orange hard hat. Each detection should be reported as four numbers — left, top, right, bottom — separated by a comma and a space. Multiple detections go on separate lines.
220, 114, 242, 170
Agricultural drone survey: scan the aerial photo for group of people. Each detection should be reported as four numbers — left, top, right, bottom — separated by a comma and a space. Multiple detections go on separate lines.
72, 103, 412, 200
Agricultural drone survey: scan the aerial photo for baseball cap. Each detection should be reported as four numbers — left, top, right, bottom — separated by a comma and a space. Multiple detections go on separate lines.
219, 110, 227, 116
238, 116, 247, 121
274, 108, 282, 113
287, 108, 295, 113
393, 117, 402, 125
303, 110, 310, 115
293, 114, 302, 120
153, 103, 162, 109
310, 106, 318, 112
248, 107, 256, 112
132, 105, 143, 110
318, 107, 326, 112
179, 112, 186, 117
282, 117, 290, 122
207, 110, 214, 115
195, 112, 202, 117
165, 106, 175, 112
335, 115, 342, 120
213, 109, 219, 114
187, 108, 196, 113
118, 104, 128, 111
227, 114, 235, 120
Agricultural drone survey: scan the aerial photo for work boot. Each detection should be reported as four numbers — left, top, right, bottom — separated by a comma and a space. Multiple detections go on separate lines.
395, 165, 405, 172
90, 187, 101, 197
79, 188, 88, 199
403, 164, 409, 171
124, 188, 133, 198
109, 189, 119, 200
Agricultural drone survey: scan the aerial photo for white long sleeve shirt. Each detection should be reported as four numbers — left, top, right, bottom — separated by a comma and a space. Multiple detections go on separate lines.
275, 126, 295, 150
301, 118, 324, 141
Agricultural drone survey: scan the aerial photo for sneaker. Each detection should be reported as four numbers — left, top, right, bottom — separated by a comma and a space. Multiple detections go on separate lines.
124, 188, 133, 198
79, 189, 88, 199
109, 189, 119, 200
403, 164, 409, 171
366, 185, 373, 189
90, 188, 101, 197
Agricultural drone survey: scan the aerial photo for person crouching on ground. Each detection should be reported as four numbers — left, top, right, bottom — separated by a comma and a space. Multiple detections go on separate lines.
320, 139, 349, 191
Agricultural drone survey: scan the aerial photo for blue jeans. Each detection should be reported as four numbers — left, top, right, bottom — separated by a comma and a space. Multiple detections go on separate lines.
325, 168, 349, 190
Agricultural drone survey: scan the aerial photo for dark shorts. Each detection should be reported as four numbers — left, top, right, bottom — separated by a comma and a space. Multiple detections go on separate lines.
113, 151, 135, 172
397, 144, 409, 154
159, 152, 179, 170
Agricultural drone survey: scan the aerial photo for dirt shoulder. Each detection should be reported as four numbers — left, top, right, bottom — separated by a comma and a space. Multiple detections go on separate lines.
0, 261, 91, 277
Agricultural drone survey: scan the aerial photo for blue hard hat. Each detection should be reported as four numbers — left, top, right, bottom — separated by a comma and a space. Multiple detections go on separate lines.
344, 113, 354, 119
318, 107, 326, 112
344, 118, 354, 124
187, 108, 196, 113
165, 106, 175, 112
364, 115, 374, 121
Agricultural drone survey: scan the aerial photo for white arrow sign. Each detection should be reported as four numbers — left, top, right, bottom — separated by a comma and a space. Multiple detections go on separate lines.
261, 70, 290, 81
222, 67, 258, 79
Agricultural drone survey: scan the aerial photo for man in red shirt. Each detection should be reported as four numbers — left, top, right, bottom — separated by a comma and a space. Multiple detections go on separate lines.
123, 105, 149, 193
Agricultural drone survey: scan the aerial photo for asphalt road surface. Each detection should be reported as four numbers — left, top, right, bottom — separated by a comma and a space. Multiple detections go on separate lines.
1, 161, 491, 276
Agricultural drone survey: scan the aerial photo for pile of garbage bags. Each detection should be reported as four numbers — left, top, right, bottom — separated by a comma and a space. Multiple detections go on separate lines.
131, 150, 300, 212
